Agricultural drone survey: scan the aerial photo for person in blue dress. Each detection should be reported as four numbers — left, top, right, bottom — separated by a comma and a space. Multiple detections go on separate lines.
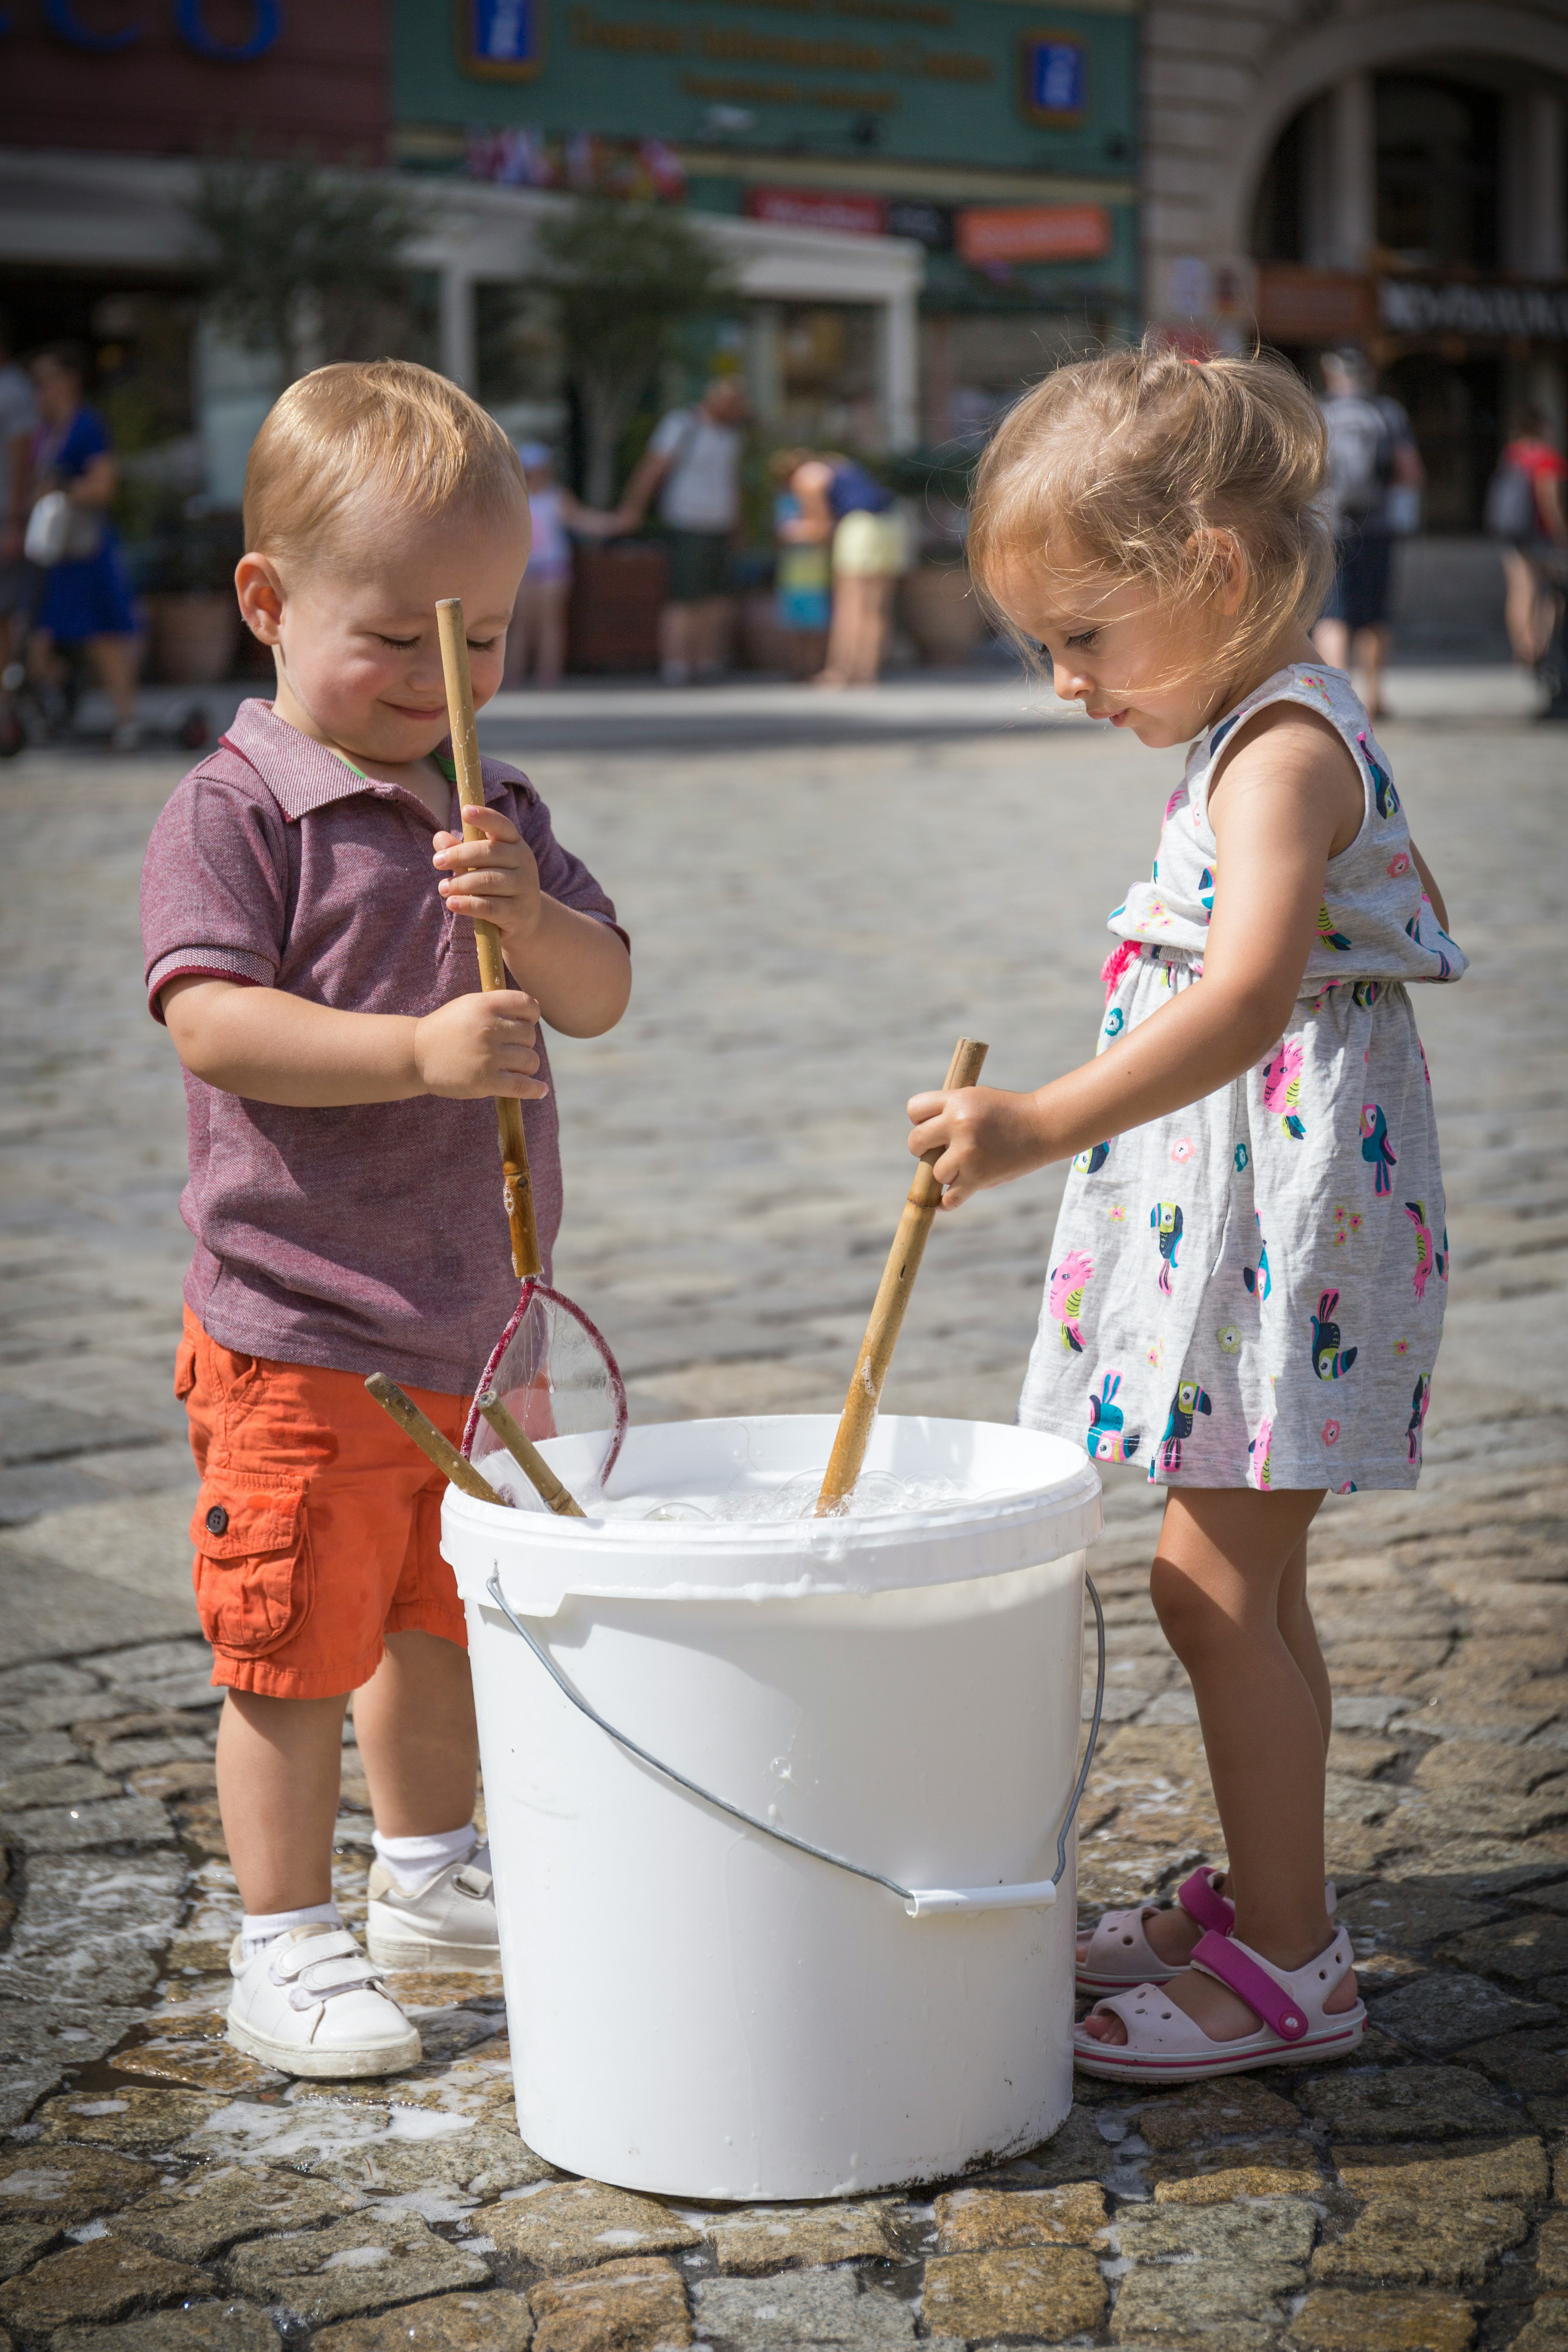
28, 344, 142, 750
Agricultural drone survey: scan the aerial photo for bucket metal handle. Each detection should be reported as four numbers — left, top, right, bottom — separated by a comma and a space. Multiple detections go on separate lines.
482, 1568, 1105, 1920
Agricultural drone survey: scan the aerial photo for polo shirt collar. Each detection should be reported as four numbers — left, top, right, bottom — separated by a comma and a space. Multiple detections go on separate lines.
222, 698, 511, 821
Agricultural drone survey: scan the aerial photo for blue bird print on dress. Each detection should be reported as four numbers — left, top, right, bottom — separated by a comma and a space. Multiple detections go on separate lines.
1103, 1006, 1125, 1039
1074, 1140, 1112, 1175
1436, 1224, 1449, 1284
1198, 867, 1214, 918
1150, 1201, 1183, 1294
1352, 980, 1382, 1009
1358, 730, 1399, 817
1242, 1211, 1271, 1301
1155, 1378, 1211, 1476
1360, 1102, 1396, 1194
1209, 714, 1239, 757
1310, 1289, 1357, 1380
1407, 1372, 1431, 1463
1086, 1370, 1141, 1464
1317, 903, 1354, 953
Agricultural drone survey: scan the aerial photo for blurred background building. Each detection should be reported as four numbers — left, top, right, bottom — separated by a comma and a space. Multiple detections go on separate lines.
0, 0, 1562, 677
1142, 0, 1568, 532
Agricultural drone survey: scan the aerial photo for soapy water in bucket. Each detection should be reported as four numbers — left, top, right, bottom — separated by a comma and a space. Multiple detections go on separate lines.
596, 1470, 968, 1525
461, 1280, 629, 1499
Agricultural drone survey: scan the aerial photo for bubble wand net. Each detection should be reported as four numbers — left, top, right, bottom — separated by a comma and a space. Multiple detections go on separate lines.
434, 597, 628, 1495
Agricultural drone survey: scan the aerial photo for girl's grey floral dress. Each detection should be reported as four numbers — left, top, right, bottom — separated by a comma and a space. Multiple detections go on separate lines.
1018, 662, 1465, 1492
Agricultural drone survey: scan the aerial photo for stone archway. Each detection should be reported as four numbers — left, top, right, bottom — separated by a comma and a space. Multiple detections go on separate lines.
1214, 3, 1568, 263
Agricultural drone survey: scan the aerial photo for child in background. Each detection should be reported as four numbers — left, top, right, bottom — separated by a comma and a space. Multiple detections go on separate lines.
908, 344, 1463, 2081
141, 362, 631, 2077
504, 442, 623, 689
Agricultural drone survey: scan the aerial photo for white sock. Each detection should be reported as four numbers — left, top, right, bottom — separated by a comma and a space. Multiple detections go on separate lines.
373, 1824, 478, 1889
240, 1902, 340, 1961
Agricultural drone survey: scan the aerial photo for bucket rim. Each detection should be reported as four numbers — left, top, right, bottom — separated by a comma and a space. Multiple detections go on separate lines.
443, 1412, 1102, 1603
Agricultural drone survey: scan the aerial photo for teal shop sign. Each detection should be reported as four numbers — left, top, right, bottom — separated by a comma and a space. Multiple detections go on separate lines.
399, 0, 1136, 175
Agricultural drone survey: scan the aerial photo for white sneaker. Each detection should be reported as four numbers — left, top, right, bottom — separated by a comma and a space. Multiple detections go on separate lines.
365, 1845, 501, 1970
226, 1924, 422, 2079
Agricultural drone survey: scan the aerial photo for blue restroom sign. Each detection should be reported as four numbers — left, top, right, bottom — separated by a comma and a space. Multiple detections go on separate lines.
462, 0, 545, 79
1020, 32, 1087, 126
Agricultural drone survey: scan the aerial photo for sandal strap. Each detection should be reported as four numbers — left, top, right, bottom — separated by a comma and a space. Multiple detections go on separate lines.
1176, 1869, 1235, 1935
1191, 1925, 1354, 2043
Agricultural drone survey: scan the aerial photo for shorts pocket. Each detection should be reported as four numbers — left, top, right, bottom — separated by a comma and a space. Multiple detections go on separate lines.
190, 1470, 313, 1658
174, 1334, 197, 1403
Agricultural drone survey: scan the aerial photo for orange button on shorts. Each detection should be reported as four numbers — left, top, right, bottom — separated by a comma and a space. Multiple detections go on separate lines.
178, 1307, 470, 1700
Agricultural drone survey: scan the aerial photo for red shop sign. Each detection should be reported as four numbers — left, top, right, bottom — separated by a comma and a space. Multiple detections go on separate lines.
956, 203, 1111, 265
747, 187, 889, 236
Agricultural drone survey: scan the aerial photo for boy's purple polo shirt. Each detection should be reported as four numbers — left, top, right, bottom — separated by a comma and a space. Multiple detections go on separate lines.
140, 699, 625, 1396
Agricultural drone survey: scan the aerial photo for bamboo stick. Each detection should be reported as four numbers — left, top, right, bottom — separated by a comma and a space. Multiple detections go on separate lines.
435, 596, 542, 1282
476, 1388, 586, 1518
365, 1374, 510, 1506
815, 1036, 989, 1516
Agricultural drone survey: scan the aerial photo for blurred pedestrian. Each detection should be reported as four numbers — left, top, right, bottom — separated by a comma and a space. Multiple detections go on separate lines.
769, 448, 831, 681
1487, 407, 1568, 669
0, 313, 37, 756
617, 377, 750, 685
1311, 347, 1421, 724
25, 343, 142, 750
505, 442, 623, 689
811, 452, 908, 690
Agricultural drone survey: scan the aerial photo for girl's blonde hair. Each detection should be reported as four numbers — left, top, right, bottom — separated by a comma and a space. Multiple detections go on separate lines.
968, 339, 1335, 669
244, 359, 526, 568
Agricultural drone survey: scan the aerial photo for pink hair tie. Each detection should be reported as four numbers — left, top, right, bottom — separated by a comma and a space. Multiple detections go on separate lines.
1101, 940, 1141, 1003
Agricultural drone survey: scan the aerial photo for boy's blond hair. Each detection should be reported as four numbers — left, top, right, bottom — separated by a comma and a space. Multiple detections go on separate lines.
968, 339, 1336, 671
243, 359, 526, 566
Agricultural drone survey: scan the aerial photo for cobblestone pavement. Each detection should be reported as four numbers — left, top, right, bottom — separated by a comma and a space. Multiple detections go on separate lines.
0, 678, 1563, 2349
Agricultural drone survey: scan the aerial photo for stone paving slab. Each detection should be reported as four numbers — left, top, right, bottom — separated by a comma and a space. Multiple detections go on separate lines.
0, 699, 1564, 2347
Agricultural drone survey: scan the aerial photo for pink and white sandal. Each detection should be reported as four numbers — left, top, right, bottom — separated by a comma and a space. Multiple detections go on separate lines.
1075, 1872, 1338, 1995
1072, 1924, 1366, 2082
1076, 1868, 1236, 1994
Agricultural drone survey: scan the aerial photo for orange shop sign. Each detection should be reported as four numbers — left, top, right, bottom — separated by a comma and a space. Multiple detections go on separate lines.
956, 203, 1111, 265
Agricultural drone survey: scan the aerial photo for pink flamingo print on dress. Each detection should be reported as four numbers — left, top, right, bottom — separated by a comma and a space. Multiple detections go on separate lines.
1403, 1201, 1435, 1298
1047, 1250, 1095, 1354
1262, 1035, 1306, 1140
1247, 1416, 1274, 1490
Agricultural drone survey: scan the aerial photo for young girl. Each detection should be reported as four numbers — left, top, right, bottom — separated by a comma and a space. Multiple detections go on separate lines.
908, 344, 1464, 2081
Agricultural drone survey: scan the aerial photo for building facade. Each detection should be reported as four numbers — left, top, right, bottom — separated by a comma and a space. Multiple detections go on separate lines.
1142, 0, 1568, 526
394, 0, 1140, 451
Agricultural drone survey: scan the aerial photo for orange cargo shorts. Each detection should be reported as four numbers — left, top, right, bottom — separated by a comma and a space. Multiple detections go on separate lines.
177, 1307, 470, 1699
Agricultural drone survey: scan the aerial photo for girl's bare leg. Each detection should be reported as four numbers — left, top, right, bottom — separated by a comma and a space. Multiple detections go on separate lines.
1083, 1486, 1355, 2043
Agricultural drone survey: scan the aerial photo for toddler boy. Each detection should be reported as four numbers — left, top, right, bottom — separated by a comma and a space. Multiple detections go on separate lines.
141, 361, 630, 2076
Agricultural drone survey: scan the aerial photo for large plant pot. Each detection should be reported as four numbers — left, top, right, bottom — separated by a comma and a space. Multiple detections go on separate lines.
567, 542, 669, 674
900, 565, 983, 667
145, 594, 241, 686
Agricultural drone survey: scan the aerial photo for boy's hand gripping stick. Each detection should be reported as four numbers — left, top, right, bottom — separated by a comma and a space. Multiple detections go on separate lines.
815, 1035, 989, 1517
436, 596, 540, 1283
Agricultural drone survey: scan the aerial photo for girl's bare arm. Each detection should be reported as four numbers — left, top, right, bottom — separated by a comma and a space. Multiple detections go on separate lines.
909, 706, 1364, 1207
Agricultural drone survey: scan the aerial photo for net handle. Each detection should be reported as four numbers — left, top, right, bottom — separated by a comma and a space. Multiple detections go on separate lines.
816, 1035, 989, 1516
436, 595, 542, 1283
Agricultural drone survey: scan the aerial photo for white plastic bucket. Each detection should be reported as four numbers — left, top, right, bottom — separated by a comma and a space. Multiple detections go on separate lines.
443, 1412, 1102, 2201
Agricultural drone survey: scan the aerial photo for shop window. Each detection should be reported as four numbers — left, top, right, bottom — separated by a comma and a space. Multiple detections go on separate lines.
928, 312, 1101, 450
1375, 76, 1500, 273
1252, 106, 1308, 266
1383, 351, 1501, 532
777, 303, 878, 453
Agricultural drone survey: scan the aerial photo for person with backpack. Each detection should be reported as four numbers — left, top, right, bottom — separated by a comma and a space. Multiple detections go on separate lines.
781, 451, 907, 689
1311, 347, 1422, 723
1487, 406, 1568, 671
